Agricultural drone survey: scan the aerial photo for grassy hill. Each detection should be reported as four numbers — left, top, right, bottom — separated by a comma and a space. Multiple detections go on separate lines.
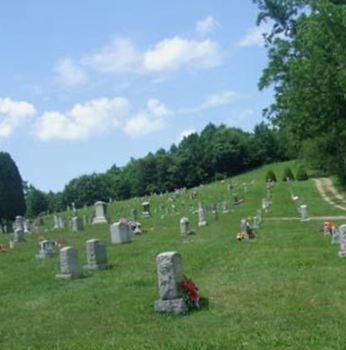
1, 161, 346, 350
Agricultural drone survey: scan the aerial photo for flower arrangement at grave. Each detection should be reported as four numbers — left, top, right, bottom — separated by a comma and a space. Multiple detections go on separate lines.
323, 221, 335, 235
180, 276, 200, 309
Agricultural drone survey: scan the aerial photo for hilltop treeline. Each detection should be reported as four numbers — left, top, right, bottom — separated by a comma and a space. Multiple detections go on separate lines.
25, 123, 291, 216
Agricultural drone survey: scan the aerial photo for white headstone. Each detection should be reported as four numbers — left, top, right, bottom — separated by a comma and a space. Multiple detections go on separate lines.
36, 240, 58, 259
154, 251, 187, 315
72, 216, 84, 232
300, 205, 310, 222
180, 217, 192, 236
92, 201, 108, 224
142, 202, 151, 218
198, 206, 207, 227
110, 219, 132, 244
338, 225, 346, 258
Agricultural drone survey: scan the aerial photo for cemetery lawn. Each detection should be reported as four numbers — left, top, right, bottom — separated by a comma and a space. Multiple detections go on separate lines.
1, 161, 346, 350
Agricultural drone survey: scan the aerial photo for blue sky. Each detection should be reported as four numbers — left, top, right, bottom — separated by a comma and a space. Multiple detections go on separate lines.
0, 0, 273, 192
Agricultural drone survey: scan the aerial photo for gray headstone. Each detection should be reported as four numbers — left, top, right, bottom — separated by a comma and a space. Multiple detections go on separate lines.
180, 217, 192, 236
56, 246, 82, 279
110, 219, 132, 244
84, 239, 108, 270
36, 240, 58, 259
72, 216, 84, 232
154, 251, 187, 315
92, 201, 108, 224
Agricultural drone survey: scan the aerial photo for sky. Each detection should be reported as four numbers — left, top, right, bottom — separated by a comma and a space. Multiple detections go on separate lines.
0, 0, 273, 192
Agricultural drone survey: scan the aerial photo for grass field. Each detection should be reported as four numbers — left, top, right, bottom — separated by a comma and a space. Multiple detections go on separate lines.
1, 161, 346, 350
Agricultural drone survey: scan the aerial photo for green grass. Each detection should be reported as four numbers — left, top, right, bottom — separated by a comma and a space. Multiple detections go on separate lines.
1, 161, 346, 349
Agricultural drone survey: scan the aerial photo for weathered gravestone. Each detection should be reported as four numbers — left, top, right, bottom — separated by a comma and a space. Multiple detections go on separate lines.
110, 219, 132, 244
58, 216, 65, 229
56, 247, 83, 279
154, 251, 188, 315
198, 205, 207, 227
142, 202, 151, 218
180, 217, 193, 236
84, 239, 109, 270
14, 216, 25, 232
222, 201, 230, 214
36, 240, 58, 259
300, 205, 310, 222
53, 215, 59, 230
253, 216, 260, 230
92, 201, 108, 224
331, 226, 340, 245
72, 216, 84, 232
12, 228, 25, 243
338, 225, 346, 258
211, 204, 218, 222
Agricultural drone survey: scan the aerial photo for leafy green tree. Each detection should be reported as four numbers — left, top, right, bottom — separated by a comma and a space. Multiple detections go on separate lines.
0, 152, 26, 228
253, 0, 346, 183
26, 186, 49, 218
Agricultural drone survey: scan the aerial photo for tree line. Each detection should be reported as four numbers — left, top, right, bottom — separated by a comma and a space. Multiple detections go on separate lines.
24, 122, 291, 217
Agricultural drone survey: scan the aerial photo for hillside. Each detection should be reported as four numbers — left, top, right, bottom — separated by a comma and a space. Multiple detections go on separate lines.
1, 161, 346, 350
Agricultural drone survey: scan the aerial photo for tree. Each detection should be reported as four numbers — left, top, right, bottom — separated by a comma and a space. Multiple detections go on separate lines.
26, 186, 49, 218
253, 0, 346, 183
0, 152, 26, 228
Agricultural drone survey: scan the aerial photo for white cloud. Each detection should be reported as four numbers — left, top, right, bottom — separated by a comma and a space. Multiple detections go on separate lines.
237, 24, 271, 48
123, 99, 170, 138
82, 38, 140, 74
179, 90, 238, 114
36, 96, 170, 140
0, 98, 36, 137
55, 58, 86, 86
195, 16, 219, 36
177, 128, 196, 143
143, 36, 221, 72
36, 97, 130, 140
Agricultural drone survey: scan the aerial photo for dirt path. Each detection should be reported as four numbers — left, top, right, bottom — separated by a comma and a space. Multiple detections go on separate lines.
314, 178, 346, 211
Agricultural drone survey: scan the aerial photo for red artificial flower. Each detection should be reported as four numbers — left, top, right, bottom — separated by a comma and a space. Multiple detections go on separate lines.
181, 276, 200, 308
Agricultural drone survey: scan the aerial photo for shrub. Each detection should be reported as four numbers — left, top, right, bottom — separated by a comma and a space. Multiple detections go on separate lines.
296, 166, 308, 181
282, 167, 295, 182
266, 170, 277, 183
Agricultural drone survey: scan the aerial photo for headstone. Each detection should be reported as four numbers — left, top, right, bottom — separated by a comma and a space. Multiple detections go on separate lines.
338, 225, 346, 258
142, 202, 151, 218
331, 226, 340, 245
198, 205, 207, 227
92, 201, 108, 224
71, 202, 76, 215
72, 216, 84, 232
211, 204, 218, 221
36, 240, 58, 259
58, 216, 66, 229
233, 195, 240, 206
180, 217, 192, 236
110, 219, 132, 244
53, 215, 59, 230
240, 219, 248, 239
84, 239, 108, 270
14, 216, 25, 232
154, 252, 187, 315
12, 228, 25, 243
23, 219, 30, 234
56, 247, 83, 279
300, 205, 310, 222
257, 209, 263, 224
253, 216, 260, 230
222, 201, 229, 214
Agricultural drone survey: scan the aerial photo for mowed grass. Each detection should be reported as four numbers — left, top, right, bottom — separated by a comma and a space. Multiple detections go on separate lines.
1, 161, 346, 350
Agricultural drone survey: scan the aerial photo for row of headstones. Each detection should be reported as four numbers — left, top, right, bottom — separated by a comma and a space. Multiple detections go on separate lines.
322, 223, 346, 258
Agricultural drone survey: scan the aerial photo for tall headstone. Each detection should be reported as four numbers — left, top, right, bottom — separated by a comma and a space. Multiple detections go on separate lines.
53, 215, 59, 230
58, 216, 65, 230
198, 205, 207, 227
180, 217, 192, 236
92, 201, 108, 224
72, 216, 84, 232
142, 202, 151, 218
300, 205, 310, 222
14, 216, 25, 232
110, 219, 132, 244
253, 216, 260, 230
36, 240, 58, 259
154, 252, 187, 315
338, 225, 346, 258
211, 204, 218, 222
222, 201, 229, 214
56, 247, 82, 279
84, 239, 108, 270
12, 228, 25, 243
